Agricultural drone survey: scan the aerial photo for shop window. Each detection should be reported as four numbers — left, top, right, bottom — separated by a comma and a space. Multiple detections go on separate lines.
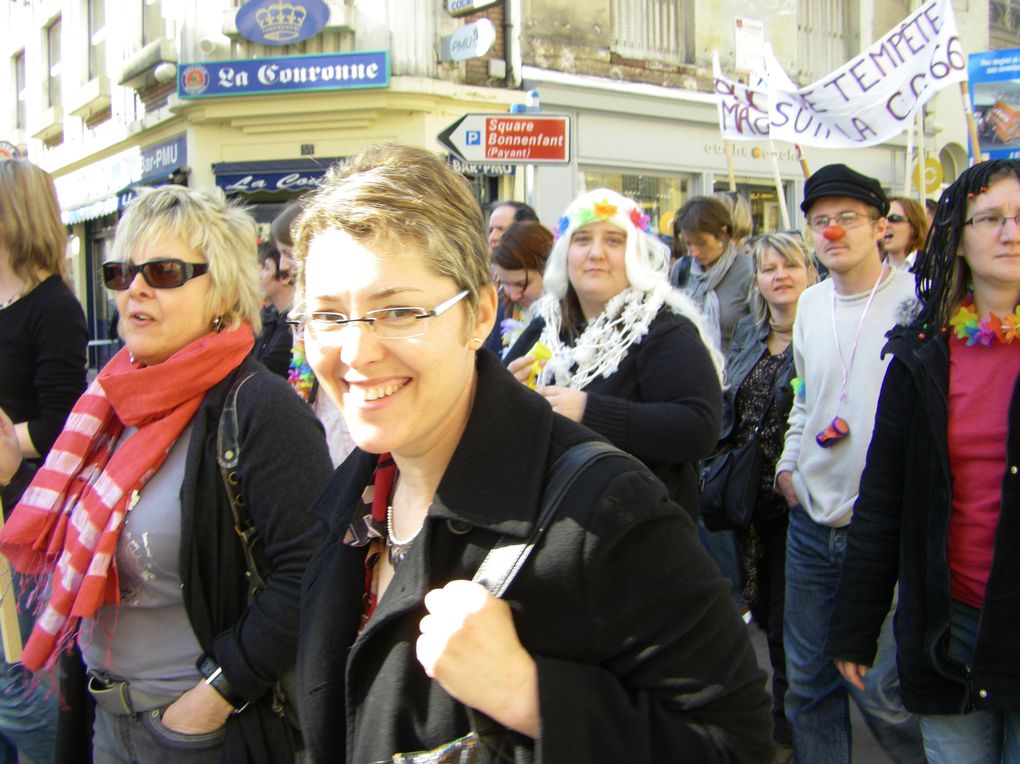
712, 179, 793, 235
581, 170, 689, 239
611, 0, 686, 66
991, 0, 1020, 48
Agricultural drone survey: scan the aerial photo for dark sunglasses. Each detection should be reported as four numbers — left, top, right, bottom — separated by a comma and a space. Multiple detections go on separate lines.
886, 214, 907, 223
102, 259, 210, 290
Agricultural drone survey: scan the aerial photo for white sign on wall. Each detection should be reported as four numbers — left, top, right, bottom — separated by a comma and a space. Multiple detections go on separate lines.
440, 19, 496, 62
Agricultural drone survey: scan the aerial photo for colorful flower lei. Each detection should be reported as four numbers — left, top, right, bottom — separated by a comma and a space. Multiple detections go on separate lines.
554, 200, 652, 240
287, 336, 317, 401
949, 298, 1020, 346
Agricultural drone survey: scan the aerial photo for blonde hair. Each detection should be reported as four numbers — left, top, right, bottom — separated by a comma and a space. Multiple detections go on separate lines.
0, 159, 69, 286
292, 144, 491, 324
112, 186, 262, 334
748, 233, 817, 325
714, 190, 754, 241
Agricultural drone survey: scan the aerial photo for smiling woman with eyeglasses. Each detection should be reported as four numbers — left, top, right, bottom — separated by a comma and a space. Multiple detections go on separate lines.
290, 145, 772, 764
0, 185, 331, 764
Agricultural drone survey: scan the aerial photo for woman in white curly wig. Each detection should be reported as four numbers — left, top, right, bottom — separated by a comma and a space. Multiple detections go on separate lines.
506, 188, 724, 519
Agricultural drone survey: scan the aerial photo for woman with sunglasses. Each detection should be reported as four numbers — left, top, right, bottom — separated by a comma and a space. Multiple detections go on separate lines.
491, 220, 553, 357
0, 186, 331, 764
292, 146, 772, 763
714, 233, 817, 757
828, 159, 1020, 762
0, 159, 87, 764
882, 197, 929, 271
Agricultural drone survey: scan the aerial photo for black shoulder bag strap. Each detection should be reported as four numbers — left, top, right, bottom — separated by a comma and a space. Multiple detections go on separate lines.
465, 439, 631, 764
472, 439, 625, 597
216, 372, 265, 595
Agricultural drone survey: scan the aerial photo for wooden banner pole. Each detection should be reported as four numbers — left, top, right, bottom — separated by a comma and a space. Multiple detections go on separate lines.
960, 81, 983, 166
769, 141, 792, 230
0, 501, 22, 664
725, 141, 737, 191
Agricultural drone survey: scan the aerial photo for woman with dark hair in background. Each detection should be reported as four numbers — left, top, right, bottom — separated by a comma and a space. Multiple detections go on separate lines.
829, 159, 1020, 762
0, 157, 87, 764
673, 196, 754, 356
491, 220, 553, 355
882, 196, 929, 271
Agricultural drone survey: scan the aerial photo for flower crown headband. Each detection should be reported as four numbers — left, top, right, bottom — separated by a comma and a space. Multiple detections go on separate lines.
553, 198, 653, 242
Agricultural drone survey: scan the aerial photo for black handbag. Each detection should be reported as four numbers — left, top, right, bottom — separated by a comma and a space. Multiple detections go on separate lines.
217, 373, 301, 732
698, 436, 763, 532
698, 372, 784, 532
385, 440, 632, 764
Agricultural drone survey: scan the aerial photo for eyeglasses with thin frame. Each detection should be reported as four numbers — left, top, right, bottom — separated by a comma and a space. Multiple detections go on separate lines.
292, 290, 470, 345
807, 211, 877, 232
964, 212, 1020, 232
102, 259, 210, 290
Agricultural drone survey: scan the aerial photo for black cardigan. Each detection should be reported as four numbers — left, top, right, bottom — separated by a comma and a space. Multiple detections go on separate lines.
59, 357, 332, 763
504, 309, 722, 518
827, 326, 1020, 714
297, 350, 772, 763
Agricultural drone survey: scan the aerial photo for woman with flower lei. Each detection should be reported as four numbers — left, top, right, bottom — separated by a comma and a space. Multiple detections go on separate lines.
828, 159, 1020, 763
506, 188, 724, 520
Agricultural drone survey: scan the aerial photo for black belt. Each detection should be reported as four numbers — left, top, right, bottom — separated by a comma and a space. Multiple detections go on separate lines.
86, 672, 174, 716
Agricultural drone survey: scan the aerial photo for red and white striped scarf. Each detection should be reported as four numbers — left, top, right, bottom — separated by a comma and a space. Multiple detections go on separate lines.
0, 325, 254, 671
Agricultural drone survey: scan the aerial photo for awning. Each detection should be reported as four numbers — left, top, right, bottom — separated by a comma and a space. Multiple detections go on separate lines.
212, 158, 343, 195
117, 166, 189, 209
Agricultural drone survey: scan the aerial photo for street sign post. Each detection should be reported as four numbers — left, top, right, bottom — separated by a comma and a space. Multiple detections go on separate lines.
437, 114, 571, 164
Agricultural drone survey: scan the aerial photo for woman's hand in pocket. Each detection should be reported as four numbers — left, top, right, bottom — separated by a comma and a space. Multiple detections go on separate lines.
161, 681, 233, 734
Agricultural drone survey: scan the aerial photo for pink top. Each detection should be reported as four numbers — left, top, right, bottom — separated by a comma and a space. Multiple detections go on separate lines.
947, 335, 1020, 607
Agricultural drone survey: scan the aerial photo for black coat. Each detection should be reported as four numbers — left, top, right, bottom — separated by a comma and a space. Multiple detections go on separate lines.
504, 309, 722, 518
58, 357, 332, 763
252, 304, 293, 379
827, 326, 1020, 714
297, 350, 772, 763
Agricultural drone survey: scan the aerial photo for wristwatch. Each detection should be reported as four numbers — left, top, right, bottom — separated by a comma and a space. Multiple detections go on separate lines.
196, 653, 248, 713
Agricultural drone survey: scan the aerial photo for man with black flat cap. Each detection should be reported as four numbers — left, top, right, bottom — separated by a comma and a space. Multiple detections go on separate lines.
775, 164, 925, 763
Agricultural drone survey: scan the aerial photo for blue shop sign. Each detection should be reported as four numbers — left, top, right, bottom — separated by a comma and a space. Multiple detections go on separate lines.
236, 0, 330, 46
178, 51, 389, 98
213, 158, 343, 195
139, 134, 187, 183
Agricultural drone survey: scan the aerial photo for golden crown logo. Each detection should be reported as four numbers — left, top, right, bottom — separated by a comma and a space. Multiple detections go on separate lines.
255, 1, 308, 42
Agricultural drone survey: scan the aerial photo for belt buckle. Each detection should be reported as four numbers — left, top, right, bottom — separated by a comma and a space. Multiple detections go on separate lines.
87, 672, 135, 715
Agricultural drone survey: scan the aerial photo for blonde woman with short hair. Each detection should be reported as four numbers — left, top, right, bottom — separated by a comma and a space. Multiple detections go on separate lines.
0, 185, 331, 763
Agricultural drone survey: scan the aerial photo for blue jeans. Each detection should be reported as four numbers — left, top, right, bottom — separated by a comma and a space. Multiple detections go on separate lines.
0, 573, 59, 764
784, 505, 924, 764
920, 601, 1020, 763
93, 705, 225, 764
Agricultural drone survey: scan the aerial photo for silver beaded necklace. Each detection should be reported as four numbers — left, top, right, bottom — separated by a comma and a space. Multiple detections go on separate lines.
385, 502, 422, 567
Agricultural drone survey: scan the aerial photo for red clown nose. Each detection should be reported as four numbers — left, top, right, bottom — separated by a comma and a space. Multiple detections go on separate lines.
822, 225, 845, 241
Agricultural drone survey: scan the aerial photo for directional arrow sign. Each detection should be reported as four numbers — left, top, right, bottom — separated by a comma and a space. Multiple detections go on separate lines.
438, 114, 571, 164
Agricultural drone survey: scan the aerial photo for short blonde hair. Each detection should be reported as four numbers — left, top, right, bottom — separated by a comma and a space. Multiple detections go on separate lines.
112, 186, 262, 334
748, 233, 817, 324
292, 144, 491, 323
0, 159, 69, 286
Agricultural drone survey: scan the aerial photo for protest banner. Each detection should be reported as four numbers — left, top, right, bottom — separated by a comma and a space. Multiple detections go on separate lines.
967, 48, 1020, 160
765, 0, 965, 149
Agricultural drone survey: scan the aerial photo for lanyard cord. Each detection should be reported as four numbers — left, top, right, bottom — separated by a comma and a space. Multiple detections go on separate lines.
831, 265, 888, 405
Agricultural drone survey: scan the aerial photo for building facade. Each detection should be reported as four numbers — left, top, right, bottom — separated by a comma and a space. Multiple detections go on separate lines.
0, 0, 1010, 368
